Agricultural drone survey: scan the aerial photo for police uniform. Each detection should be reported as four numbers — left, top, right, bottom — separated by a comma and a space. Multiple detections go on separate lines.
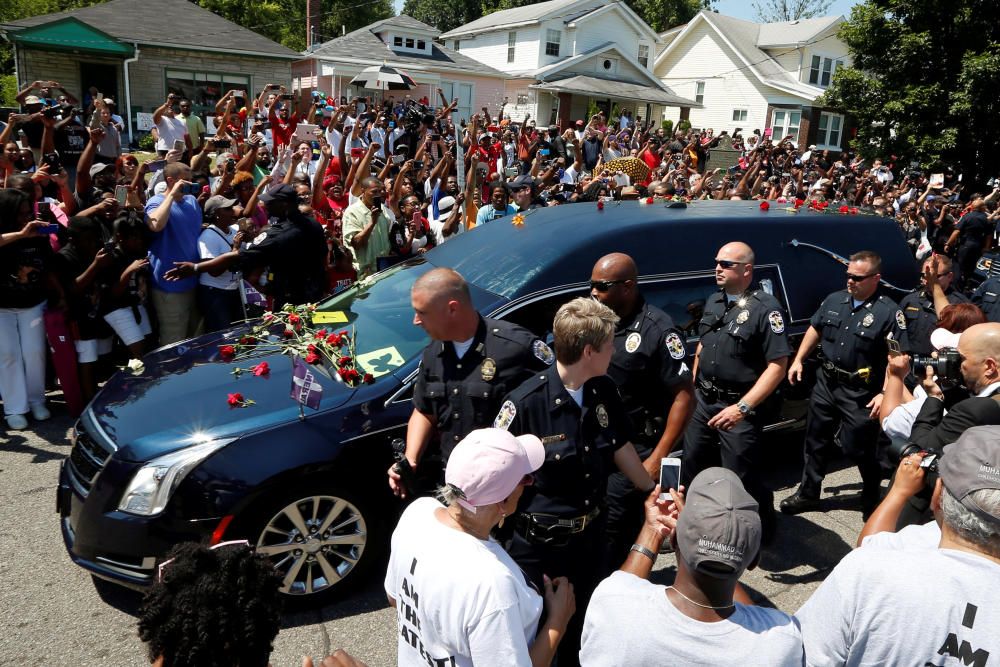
412, 316, 552, 463
898, 287, 969, 356
237, 212, 327, 307
604, 297, 691, 565
795, 290, 909, 512
495, 365, 630, 667
972, 276, 1000, 323
682, 288, 790, 535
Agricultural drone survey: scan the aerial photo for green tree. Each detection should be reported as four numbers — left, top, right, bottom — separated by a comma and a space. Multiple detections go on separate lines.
752, 0, 832, 22
403, 0, 482, 33
822, 0, 1000, 186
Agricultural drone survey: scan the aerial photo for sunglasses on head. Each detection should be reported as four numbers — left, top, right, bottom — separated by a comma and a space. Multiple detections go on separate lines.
715, 259, 745, 269
590, 279, 628, 292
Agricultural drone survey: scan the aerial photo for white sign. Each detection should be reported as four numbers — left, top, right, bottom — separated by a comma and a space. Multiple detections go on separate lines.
136, 112, 154, 131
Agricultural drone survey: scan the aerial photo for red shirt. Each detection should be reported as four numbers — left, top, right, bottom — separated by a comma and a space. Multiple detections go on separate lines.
268, 107, 300, 151
639, 147, 660, 186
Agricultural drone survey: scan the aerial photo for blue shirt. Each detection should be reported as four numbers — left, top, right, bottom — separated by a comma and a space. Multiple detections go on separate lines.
145, 194, 202, 293
476, 204, 517, 226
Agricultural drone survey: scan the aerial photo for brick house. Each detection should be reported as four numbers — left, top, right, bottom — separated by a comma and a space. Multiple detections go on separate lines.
1, 0, 298, 142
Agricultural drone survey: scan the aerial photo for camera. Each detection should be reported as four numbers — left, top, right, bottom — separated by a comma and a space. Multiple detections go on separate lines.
911, 348, 962, 387
886, 439, 940, 472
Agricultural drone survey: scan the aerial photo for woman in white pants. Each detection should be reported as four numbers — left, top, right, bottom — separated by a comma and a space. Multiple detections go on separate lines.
0, 189, 54, 430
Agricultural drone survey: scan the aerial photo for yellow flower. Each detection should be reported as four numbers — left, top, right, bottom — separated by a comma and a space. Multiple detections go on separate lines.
511, 214, 525, 227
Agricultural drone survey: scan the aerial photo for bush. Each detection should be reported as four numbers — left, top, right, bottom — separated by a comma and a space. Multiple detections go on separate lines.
0, 74, 17, 107
137, 132, 155, 151
677, 118, 692, 133
661, 119, 674, 135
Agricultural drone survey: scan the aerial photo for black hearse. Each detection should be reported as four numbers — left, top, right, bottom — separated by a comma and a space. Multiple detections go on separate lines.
58, 200, 918, 605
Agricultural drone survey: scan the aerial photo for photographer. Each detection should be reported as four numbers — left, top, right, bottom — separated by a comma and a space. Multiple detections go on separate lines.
796, 426, 1000, 665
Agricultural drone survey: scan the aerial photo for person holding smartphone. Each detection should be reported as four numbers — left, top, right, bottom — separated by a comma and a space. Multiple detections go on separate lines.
341, 176, 391, 279
389, 195, 434, 258
152, 94, 192, 158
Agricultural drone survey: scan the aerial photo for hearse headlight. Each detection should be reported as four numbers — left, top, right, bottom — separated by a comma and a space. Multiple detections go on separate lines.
118, 439, 234, 516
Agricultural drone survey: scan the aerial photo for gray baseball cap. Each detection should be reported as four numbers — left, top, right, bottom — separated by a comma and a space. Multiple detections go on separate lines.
675, 467, 761, 579
939, 426, 1000, 525
204, 195, 238, 218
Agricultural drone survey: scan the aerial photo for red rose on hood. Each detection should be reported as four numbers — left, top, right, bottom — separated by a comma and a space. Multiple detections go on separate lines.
219, 345, 236, 360
759, 201, 770, 211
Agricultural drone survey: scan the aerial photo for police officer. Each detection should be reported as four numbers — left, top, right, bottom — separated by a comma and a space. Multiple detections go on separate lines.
495, 297, 655, 667
164, 184, 327, 307
943, 198, 991, 290
783, 250, 909, 517
971, 274, 1000, 323
682, 242, 790, 540
899, 255, 968, 356
387, 267, 552, 497
589, 253, 694, 565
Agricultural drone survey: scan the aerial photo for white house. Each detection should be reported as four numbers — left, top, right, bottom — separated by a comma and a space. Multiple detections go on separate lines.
654, 11, 851, 150
440, 0, 698, 127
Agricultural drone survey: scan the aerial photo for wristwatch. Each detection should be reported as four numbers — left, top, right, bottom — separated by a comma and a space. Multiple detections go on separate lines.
737, 400, 754, 416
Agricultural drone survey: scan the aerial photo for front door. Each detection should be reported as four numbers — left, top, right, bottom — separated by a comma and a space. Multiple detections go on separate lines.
440, 81, 473, 124
79, 62, 119, 109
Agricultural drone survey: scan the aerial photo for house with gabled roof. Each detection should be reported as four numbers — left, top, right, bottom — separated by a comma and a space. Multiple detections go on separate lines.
439, 0, 698, 127
1, 0, 299, 141
653, 11, 851, 150
294, 15, 508, 123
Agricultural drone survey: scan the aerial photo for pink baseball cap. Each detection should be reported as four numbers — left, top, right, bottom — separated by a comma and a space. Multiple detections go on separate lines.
445, 428, 544, 513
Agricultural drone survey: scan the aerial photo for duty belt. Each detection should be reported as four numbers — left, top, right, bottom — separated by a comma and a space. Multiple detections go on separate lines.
696, 378, 749, 402
515, 507, 601, 546
821, 361, 872, 384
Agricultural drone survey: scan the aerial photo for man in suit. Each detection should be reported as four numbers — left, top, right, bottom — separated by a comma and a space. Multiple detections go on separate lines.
884, 322, 1000, 525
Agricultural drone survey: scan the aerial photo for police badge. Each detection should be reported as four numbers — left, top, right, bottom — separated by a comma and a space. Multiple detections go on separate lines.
596, 404, 609, 428
533, 340, 555, 365
481, 358, 497, 381
625, 332, 641, 353
665, 332, 685, 360
736, 310, 749, 324
494, 400, 517, 430
862, 313, 874, 327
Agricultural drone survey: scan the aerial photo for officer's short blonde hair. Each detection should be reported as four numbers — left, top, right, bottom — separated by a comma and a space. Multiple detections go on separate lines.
553, 297, 618, 364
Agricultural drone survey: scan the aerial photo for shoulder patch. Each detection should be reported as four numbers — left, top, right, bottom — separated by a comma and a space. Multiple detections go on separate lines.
768, 310, 785, 334
895, 310, 906, 330
252, 231, 267, 245
493, 400, 517, 431
665, 332, 685, 359
532, 339, 554, 365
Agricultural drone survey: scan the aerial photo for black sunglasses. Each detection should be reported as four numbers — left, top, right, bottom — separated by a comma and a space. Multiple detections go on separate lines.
846, 273, 877, 281
715, 259, 745, 269
590, 279, 628, 292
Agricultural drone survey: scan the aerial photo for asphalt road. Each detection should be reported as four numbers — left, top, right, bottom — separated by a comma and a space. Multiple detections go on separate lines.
0, 393, 870, 666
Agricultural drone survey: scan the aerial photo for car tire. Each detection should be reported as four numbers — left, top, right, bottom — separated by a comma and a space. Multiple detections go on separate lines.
242, 484, 384, 607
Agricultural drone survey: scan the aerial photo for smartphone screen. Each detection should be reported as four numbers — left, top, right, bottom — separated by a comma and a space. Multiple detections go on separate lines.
173, 139, 186, 152
114, 185, 128, 206
37, 202, 52, 220
659, 458, 682, 499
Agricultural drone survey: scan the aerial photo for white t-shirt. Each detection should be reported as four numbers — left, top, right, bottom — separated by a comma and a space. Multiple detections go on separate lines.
859, 519, 941, 550
385, 497, 542, 667
581, 571, 805, 666
796, 544, 1000, 666
197, 224, 239, 290
155, 115, 188, 151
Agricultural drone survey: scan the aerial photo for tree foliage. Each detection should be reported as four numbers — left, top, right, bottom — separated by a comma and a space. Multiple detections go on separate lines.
822, 0, 1000, 185
402, 0, 482, 35
752, 0, 832, 22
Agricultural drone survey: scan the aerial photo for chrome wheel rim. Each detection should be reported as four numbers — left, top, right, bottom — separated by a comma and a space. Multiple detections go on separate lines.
255, 495, 367, 596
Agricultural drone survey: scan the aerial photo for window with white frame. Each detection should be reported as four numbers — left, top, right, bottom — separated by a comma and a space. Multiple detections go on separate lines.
732, 109, 748, 122
770, 109, 801, 142
545, 29, 560, 57
393, 36, 403, 47
817, 112, 843, 147
695, 81, 705, 104
809, 55, 844, 87
638, 44, 649, 67
507, 31, 517, 63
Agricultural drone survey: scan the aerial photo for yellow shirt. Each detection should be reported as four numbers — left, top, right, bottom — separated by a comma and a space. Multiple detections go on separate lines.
342, 200, 391, 279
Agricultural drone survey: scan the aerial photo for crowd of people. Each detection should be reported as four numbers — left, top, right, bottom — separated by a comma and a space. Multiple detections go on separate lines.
2, 77, 1000, 666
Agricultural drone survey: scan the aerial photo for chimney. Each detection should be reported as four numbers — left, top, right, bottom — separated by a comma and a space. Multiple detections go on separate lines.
307, 0, 321, 48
